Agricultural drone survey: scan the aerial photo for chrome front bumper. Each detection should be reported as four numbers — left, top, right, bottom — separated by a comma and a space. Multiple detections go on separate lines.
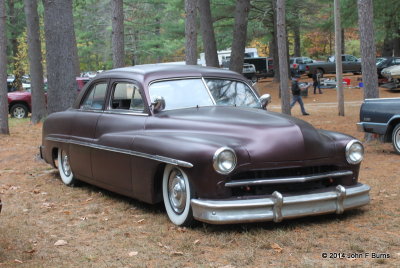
191, 183, 370, 224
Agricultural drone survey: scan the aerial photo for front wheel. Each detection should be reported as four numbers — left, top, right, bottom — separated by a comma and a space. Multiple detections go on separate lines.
162, 165, 194, 226
10, 103, 28, 118
392, 124, 400, 154
57, 149, 76, 186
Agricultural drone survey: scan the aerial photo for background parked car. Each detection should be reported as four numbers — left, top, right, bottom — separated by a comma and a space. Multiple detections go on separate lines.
381, 65, 400, 87
244, 57, 274, 78
376, 57, 400, 78
7, 77, 90, 118
358, 97, 400, 154
221, 60, 257, 82
290, 57, 314, 75
305, 54, 361, 77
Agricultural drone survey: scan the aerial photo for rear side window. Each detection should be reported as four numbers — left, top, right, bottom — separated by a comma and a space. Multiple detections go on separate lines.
80, 83, 107, 110
110, 82, 144, 112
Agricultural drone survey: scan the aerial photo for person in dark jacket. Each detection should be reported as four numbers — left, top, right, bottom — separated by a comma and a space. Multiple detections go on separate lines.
312, 71, 322, 94
290, 76, 309, 115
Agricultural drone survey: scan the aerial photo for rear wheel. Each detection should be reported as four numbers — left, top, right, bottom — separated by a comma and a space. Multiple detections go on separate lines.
392, 124, 400, 154
162, 165, 194, 226
10, 103, 28, 118
57, 149, 76, 186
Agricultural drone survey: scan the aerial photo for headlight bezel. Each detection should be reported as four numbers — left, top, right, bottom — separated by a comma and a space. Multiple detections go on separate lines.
213, 147, 237, 175
345, 140, 364, 165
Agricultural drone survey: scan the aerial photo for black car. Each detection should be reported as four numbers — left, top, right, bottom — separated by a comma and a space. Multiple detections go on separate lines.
357, 97, 400, 154
376, 57, 400, 78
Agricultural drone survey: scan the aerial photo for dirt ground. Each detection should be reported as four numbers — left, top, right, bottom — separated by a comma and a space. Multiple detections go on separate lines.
0, 74, 399, 267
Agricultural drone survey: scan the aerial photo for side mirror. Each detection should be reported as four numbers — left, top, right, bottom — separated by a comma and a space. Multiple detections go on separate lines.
260, 93, 271, 110
151, 96, 166, 113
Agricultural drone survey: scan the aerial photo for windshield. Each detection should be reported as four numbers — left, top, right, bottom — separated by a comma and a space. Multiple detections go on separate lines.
149, 78, 261, 110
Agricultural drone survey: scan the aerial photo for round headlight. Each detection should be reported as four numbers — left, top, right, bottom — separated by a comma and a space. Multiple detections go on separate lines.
213, 147, 237, 174
346, 140, 364, 164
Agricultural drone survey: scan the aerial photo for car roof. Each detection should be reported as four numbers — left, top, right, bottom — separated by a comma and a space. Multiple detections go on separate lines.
95, 64, 244, 85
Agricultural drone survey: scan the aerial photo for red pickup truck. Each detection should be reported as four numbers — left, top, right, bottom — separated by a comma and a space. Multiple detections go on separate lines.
7, 77, 90, 118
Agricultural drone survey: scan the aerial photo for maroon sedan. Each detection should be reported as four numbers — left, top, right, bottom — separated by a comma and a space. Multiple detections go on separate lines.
40, 65, 370, 226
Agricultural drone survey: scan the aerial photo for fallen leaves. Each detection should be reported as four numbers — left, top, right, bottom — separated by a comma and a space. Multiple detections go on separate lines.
128, 251, 138, 257
270, 243, 283, 253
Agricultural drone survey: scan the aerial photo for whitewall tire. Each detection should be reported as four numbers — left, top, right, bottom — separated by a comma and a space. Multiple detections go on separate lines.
162, 165, 194, 226
57, 149, 76, 186
392, 124, 400, 154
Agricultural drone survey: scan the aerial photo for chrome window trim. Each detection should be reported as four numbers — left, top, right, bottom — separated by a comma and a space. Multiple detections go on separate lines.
73, 109, 104, 114
46, 137, 193, 168
201, 77, 217, 105
225, 170, 354, 187
102, 110, 149, 116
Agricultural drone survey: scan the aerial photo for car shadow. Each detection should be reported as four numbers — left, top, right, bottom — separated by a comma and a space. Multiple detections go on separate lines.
49, 172, 368, 231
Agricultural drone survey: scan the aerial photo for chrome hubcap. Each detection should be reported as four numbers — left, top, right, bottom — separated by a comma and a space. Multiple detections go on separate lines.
168, 170, 187, 214
62, 152, 71, 177
13, 107, 25, 118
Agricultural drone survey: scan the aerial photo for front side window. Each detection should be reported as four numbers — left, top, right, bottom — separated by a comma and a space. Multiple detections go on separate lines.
80, 82, 107, 110
110, 82, 144, 112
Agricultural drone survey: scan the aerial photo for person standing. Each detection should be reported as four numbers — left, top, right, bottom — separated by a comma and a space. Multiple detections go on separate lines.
312, 71, 322, 94
290, 76, 310, 115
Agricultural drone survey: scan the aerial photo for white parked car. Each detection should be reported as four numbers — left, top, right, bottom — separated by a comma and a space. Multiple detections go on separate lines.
381, 65, 400, 84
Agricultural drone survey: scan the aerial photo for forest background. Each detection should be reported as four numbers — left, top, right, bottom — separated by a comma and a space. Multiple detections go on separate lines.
5, 0, 400, 75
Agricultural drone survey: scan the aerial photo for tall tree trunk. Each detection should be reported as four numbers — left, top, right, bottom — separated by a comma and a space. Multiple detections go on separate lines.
155, 17, 162, 63
198, 0, 219, 67
272, 0, 279, 82
24, 0, 47, 124
0, 0, 9, 134
43, 0, 80, 114
8, 0, 22, 91
229, 0, 250, 74
358, 0, 379, 99
334, 0, 344, 116
341, 28, 345, 54
185, 0, 197, 65
276, 0, 290, 114
111, 0, 125, 68
394, 29, 400, 56
293, 22, 301, 57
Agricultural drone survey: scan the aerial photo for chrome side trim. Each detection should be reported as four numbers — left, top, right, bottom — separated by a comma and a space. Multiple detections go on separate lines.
45, 137, 193, 168
102, 110, 149, 116
225, 170, 353, 187
191, 183, 371, 224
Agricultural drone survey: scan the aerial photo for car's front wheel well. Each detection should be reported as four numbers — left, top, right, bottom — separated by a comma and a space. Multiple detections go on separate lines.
386, 119, 400, 142
51, 147, 59, 167
153, 163, 166, 203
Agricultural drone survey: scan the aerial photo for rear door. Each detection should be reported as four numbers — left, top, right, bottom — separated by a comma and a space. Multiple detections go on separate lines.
69, 80, 109, 179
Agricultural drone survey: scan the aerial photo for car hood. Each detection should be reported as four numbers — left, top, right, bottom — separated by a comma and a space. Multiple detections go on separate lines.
147, 106, 336, 162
